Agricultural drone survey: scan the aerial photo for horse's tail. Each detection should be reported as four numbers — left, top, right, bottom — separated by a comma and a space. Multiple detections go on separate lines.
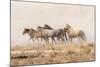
80, 30, 86, 41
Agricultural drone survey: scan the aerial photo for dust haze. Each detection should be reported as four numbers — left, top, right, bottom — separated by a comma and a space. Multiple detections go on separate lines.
11, 1, 95, 46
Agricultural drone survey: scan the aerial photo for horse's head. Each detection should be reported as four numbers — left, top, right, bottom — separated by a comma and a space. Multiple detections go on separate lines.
64, 24, 71, 32
23, 28, 30, 35
44, 24, 53, 30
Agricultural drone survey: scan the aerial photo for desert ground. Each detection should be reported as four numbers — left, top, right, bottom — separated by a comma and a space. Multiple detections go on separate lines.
11, 42, 95, 66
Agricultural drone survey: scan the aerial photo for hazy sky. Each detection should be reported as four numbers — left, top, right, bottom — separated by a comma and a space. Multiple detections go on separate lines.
11, 1, 95, 45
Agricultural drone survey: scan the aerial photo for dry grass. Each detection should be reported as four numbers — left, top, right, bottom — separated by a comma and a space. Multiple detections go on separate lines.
11, 42, 95, 66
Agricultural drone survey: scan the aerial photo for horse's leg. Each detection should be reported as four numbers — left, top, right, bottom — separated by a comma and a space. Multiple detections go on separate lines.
60, 35, 63, 43
29, 38, 32, 43
61, 35, 65, 43
64, 33, 68, 42
32, 38, 34, 42
57, 36, 60, 43
29, 37, 32, 40
43, 37, 47, 44
52, 37, 56, 44
70, 37, 73, 42
46, 37, 49, 43
51, 37, 53, 44
29, 37, 34, 43
41, 37, 43, 43
37, 38, 39, 44
44, 36, 49, 44
51, 37, 54, 44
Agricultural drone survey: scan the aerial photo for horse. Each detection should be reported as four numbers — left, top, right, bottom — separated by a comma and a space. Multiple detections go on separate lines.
37, 26, 56, 43
64, 24, 86, 42
23, 28, 44, 43
43, 24, 68, 42
23, 28, 34, 41
37, 25, 67, 43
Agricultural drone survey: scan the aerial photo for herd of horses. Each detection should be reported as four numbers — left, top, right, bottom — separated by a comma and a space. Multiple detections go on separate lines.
23, 24, 86, 44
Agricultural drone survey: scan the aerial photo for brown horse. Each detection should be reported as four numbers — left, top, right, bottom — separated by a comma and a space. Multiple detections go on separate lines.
23, 28, 45, 43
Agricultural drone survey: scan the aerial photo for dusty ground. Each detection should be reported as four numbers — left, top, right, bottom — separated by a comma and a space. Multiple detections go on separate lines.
11, 42, 95, 66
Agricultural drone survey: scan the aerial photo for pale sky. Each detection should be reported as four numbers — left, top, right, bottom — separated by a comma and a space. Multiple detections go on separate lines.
11, 1, 95, 45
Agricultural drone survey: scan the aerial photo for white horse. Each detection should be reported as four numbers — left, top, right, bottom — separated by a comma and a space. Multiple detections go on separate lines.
64, 24, 86, 42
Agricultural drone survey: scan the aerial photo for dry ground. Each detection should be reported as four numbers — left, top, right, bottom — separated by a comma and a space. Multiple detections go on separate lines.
11, 42, 95, 66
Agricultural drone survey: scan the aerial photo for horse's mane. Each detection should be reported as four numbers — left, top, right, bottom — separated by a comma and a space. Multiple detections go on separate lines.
38, 26, 43, 28
24, 28, 30, 32
44, 24, 53, 30
23, 28, 30, 35
30, 28, 36, 32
